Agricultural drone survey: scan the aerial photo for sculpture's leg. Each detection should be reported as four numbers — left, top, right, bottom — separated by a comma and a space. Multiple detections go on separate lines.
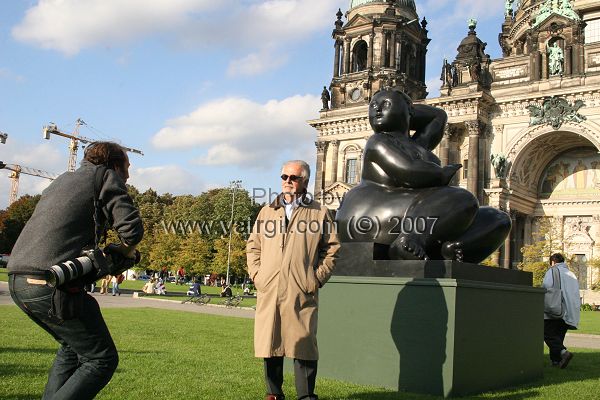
389, 187, 478, 260
441, 206, 511, 263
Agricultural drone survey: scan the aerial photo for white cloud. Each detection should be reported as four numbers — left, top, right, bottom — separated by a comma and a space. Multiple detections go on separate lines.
227, 50, 289, 77
13, 0, 339, 55
151, 94, 320, 169
128, 165, 205, 195
12, 0, 218, 55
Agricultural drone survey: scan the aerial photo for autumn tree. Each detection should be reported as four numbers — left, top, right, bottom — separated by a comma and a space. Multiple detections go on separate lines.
211, 232, 248, 283
0, 195, 41, 253
519, 217, 564, 286
177, 232, 212, 277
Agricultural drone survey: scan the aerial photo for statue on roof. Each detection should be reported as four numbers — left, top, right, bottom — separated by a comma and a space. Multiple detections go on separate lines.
505, 0, 514, 17
532, 0, 580, 28
547, 42, 564, 76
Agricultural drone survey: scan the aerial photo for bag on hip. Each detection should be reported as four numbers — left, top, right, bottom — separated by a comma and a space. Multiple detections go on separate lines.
544, 267, 565, 319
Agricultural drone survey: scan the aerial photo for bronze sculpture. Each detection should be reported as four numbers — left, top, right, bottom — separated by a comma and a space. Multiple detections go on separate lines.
335, 88, 511, 263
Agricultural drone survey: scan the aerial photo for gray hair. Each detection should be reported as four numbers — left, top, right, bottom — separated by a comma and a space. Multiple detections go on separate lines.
281, 160, 311, 181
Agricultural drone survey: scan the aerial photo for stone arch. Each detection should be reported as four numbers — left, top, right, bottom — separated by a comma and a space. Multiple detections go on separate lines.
507, 123, 600, 194
352, 40, 368, 72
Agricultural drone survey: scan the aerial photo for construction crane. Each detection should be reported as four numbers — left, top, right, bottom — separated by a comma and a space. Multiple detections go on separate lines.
0, 132, 7, 144
0, 161, 59, 206
43, 119, 144, 172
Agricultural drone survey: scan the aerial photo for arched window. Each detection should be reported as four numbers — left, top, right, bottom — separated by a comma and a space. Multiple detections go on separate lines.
352, 40, 368, 72
343, 144, 361, 185
346, 159, 358, 184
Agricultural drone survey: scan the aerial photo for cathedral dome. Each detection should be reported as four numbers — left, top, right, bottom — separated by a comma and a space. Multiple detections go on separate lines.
349, 0, 416, 11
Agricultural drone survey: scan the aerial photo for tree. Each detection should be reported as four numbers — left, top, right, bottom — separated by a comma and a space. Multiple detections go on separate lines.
211, 232, 248, 282
148, 231, 182, 272
519, 217, 564, 286
177, 232, 212, 277
0, 195, 41, 253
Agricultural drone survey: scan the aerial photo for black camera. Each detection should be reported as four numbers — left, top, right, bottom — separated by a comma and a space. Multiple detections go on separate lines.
46, 245, 140, 287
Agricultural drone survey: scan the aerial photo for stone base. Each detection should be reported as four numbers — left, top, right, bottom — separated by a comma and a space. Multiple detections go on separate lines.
317, 266, 544, 397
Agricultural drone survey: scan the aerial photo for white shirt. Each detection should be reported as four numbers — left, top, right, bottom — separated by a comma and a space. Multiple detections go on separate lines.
283, 197, 302, 221
542, 262, 581, 328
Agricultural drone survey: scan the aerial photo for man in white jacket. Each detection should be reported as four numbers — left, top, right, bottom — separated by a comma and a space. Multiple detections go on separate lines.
543, 253, 581, 369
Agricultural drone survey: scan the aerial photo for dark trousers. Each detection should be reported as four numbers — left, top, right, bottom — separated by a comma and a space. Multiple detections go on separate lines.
264, 357, 318, 400
544, 318, 569, 363
9, 275, 118, 400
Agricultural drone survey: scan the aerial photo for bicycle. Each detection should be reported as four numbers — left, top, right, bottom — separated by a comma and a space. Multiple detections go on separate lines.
181, 293, 211, 305
221, 294, 243, 308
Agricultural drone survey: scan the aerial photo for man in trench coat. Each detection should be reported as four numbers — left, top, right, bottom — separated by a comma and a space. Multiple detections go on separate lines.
247, 160, 340, 400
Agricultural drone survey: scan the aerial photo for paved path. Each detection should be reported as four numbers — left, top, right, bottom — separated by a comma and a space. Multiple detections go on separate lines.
2, 281, 600, 348
0, 281, 255, 319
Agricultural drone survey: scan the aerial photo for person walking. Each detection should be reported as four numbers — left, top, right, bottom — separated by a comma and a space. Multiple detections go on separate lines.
7, 141, 143, 399
112, 274, 123, 296
247, 160, 340, 400
543, 253, 581, 368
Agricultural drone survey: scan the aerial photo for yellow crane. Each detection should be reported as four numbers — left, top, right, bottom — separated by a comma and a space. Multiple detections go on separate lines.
43, 119, 144, 172
0, 162, 59, 206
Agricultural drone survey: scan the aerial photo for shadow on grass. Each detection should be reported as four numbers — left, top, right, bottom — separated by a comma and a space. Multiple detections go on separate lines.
322, 352, 600, 399
0, 363, 48, 378
0, 393, 42, 400
0, 346, 55, 355
336, 390, 543, 399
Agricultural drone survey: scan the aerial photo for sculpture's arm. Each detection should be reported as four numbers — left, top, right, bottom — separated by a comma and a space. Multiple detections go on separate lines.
410, 104, 448, 150
368, 137, 460, 187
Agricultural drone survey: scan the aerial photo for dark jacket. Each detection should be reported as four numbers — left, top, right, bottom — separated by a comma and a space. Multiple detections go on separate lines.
8, 160, 143, 272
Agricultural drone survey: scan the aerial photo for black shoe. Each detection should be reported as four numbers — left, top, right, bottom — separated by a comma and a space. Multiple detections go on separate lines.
559, 351, 573, 369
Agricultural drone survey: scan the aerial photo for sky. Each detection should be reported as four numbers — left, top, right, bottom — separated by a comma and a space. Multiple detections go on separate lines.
0, 0, 505, 208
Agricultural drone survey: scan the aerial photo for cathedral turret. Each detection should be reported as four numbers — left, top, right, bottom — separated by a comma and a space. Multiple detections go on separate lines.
328, 0, 430, 109
440, 19, 492, 95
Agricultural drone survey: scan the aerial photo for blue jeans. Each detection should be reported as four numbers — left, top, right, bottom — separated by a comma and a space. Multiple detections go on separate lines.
9, 274, 118, 400
112, 282, 119, 295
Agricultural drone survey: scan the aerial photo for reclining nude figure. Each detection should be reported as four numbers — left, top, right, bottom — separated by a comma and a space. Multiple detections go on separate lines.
335, 88, 511, 263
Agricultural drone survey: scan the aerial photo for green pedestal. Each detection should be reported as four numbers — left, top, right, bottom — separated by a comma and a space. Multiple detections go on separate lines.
317, 275, 545, 397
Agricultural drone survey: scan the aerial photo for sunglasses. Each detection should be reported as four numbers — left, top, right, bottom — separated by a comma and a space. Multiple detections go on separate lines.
281, 174, 303, 182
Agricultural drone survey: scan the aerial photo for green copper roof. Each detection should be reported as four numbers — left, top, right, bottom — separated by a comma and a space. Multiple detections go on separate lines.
349, 0, 416, 11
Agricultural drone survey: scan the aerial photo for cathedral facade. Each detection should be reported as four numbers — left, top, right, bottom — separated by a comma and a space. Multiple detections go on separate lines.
310, 0, 600, 295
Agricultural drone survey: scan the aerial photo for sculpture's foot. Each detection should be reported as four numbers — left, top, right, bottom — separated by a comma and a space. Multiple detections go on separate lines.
441, 241, 464, 262
389, 235, 429, 260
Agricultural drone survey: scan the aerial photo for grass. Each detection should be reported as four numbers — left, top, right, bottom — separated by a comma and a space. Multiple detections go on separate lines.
2, 305, 600, 400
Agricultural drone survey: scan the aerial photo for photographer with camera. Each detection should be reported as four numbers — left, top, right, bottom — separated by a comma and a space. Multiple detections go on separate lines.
7, 141, 143, 400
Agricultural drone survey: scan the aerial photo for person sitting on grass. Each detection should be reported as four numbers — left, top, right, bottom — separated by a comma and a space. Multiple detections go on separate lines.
143, 278, 156, 294
155, 279, 166, 295
220, 284, 232, 297
187, 282, 201, 296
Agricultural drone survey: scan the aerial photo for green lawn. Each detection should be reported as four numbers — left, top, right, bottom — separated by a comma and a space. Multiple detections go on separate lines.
578, 311, 600, 335
0, 306, 600, 400
2, 305, 600, 399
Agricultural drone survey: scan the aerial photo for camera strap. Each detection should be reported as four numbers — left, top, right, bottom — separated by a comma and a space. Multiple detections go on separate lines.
93, 166, 108, 247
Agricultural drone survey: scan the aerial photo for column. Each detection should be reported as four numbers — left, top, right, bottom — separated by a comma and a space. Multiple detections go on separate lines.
329, 140, 340, 184
389, 33, 396, 69
343, 38, 351, 75
314, 141, 329, 195
502, 210, 516, 269
333, 40, 341, 77
367, 33, 374, 69
440, 124, 454, 166
381, 31, 388, 68
465, 121, 480, 201
565, 45, 572, 76
542, 51, 548, 79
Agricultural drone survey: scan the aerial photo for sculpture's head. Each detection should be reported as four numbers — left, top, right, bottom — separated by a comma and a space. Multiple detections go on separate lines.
369, 89, 413, 135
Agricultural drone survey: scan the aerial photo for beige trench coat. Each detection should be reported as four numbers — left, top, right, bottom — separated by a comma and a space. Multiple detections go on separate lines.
246, 195, 339, 360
